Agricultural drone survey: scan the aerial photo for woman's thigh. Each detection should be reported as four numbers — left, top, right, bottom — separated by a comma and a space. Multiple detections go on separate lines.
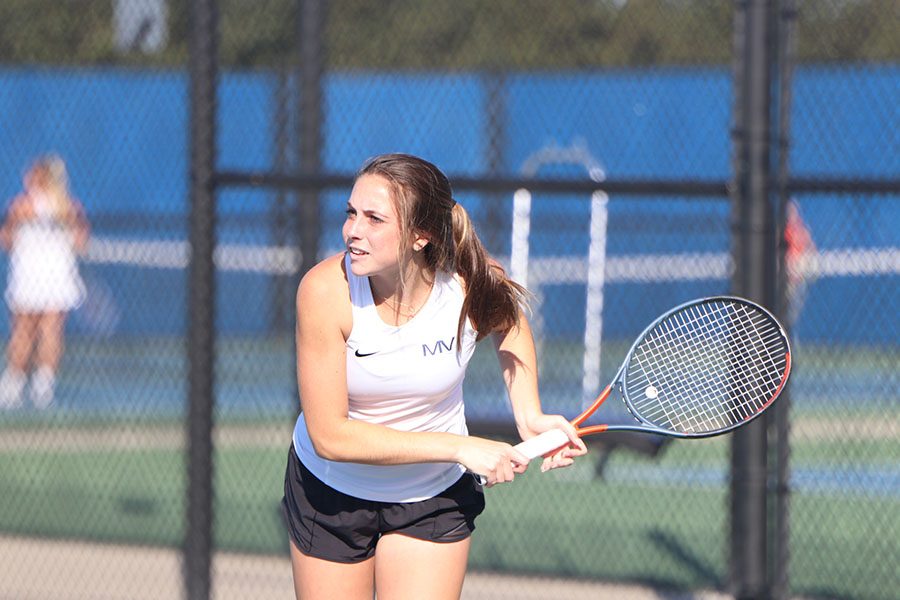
374, 533, 471, 600
289, 539, 375, 600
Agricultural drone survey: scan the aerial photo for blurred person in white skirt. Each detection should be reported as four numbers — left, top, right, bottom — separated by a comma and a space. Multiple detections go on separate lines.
0, 155, 90, 408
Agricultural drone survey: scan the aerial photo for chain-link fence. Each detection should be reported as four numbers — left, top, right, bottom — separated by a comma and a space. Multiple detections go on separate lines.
0, 1, 896, 599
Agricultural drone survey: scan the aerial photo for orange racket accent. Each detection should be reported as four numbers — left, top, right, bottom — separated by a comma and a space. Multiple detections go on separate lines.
766, 351, 792, 410
571, 384, 613, 429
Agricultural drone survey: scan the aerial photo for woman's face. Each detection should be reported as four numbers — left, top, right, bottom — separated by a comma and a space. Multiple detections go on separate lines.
342, 174, 406, 278
24, 167, 50, 193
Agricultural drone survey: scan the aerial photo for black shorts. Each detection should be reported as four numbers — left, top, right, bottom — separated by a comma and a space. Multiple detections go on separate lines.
281, 445, 485, 563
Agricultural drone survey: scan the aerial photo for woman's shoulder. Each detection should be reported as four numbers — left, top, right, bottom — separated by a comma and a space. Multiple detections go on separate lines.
296, 252, 352, 335
297, 252, 349, 303
448, 270, 466, 295
3, 195, 32, 221
6, 193, 29, 211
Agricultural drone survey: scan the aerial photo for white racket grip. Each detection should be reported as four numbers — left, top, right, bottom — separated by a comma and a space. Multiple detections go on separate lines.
514, 429, 571, 460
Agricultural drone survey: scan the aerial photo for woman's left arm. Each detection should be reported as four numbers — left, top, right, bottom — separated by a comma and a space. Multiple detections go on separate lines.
492, 311, 587, 471
69, 199, 90, 254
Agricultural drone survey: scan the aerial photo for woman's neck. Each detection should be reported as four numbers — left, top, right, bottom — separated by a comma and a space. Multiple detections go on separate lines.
369, 266, 434, 317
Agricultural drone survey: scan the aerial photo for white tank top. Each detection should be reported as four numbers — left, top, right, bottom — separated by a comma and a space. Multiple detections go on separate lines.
292, 253, 479, 502
5, 193, 85, 312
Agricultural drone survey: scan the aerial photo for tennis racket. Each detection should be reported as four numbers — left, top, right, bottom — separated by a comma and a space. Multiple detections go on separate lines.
515, 296, 792, 460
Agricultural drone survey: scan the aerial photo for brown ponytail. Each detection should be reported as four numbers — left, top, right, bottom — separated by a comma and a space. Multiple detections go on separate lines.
450, 202, 528, 340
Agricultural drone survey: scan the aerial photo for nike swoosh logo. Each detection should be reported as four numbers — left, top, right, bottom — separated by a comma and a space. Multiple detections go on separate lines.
354, 349, 378, 357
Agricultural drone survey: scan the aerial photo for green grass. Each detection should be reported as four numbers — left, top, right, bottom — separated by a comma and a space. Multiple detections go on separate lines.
0, 336, 894, 596
0, 433, 896, 599
0, 447, 185, 546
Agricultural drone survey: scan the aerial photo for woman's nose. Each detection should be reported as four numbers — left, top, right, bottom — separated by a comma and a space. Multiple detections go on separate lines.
346, 218, 363, 238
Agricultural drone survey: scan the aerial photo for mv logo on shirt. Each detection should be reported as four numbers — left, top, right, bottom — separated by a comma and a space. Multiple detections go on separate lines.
422, 337, 455, 356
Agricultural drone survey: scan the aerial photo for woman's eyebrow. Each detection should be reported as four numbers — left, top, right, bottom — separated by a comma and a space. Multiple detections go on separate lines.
359, 206, 391, 220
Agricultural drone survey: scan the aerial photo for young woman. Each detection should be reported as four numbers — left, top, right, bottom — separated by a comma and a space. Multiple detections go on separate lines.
282, 153, 586, 599
0, 155, 89, 409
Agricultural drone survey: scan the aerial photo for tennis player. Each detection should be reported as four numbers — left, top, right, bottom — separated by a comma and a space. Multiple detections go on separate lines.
282, 153, 586, 599
0, 155, 89, 409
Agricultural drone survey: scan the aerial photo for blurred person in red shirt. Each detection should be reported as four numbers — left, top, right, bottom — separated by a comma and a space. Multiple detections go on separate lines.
784, 198, 817, 326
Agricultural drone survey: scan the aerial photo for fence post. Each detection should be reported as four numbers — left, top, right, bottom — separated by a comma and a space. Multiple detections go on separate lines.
185, 0, 218, 598
770, 1, 797, 597
272, 68, 293, 332
729, 0, 781, 598
297, 0, 326, 278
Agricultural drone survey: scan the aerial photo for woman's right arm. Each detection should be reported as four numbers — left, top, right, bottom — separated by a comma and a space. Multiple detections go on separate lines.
0, 198, 24, 252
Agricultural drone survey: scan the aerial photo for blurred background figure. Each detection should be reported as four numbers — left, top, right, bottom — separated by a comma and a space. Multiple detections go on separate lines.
784, 198, 818, 327
0, 155, 90, 409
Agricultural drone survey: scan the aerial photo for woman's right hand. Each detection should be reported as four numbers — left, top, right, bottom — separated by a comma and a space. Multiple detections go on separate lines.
456, 436, 530, 487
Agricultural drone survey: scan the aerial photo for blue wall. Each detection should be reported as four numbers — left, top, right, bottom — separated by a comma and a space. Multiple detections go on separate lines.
0, 65, 896, 343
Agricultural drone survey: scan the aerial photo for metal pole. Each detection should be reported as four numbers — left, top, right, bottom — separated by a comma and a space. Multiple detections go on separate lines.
297, 0, 325, 278
730, 1, 778, 598
272, 68, 292, 332
185, 0, 218, 597
770, 1, 797, 597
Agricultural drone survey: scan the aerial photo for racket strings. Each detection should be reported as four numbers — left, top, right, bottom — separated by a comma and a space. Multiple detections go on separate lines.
624, 300, 788, 434
657, 303, 784, 431
642, 307, 748, 431
633, 326, 748, 431
630, 306, 736, 431
657, 303, 785, 431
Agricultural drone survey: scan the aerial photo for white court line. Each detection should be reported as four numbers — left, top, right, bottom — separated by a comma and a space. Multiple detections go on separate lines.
84, 237, 302, 275
84, 237, 899, 280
